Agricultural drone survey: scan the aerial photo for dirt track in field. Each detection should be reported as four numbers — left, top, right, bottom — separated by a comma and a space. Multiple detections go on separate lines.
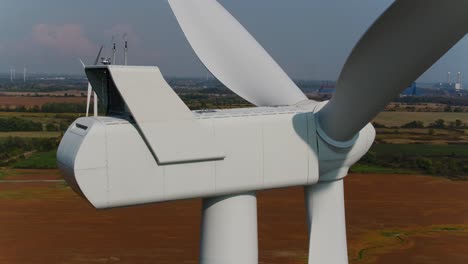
0, 171, 467, 264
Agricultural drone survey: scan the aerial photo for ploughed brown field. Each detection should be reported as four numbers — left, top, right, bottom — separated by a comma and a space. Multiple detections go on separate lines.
0, 96, 85, 108
1, 170, 468, 264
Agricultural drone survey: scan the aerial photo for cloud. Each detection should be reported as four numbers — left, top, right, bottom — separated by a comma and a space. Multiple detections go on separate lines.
31, 24, 97, 56
0, 24, 99, 72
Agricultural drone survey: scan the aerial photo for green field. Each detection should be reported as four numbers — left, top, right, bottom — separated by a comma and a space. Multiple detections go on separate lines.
350, 164, 417, 174
0, 112, 80, 124
374, 112, 468, 127
371, 143, 468, 157
12, 151, 57, 169
355, 143, 468, 179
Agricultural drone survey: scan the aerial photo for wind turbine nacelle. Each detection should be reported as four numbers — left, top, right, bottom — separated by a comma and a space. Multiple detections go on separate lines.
57, 106, 375, 209
57, 65, 375, 209
58, 109, 319, 209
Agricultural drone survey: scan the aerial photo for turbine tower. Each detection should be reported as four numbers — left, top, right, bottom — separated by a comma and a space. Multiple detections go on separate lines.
57, 1, 468, 264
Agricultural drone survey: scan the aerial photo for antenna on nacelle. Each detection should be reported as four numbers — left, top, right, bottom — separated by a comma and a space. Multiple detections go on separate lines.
112, 35, 116, 65
123, 33, 128, 65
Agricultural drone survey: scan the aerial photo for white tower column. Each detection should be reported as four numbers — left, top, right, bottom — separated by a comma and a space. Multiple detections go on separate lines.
304, 180, 348, 264
200, 192, 258, 264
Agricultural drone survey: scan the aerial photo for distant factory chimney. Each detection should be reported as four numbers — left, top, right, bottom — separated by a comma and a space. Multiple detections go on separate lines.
411, 82, 417, 96
447, 71, 452, 85
10, 67, 16, 82
455, 72, 462, 91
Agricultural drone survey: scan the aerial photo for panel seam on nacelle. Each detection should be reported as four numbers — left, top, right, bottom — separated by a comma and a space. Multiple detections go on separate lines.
211, 118, 217, 193
104, 122, 109, 208
261, 122, 265, 187
306, 113, 310, 185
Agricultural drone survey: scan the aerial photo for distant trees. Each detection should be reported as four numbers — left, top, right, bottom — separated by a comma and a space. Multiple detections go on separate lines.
0, 116, 73, 133
0, 136, 58, 165
414, 157, 433, 173
392, 119, 466, 129
355, 147, 468, 179
0, 103, 87, 113
445, 105, 465, 113
45, 123, 59, 131
429, 119, 446, 129
371, 119, 468, 131
401, 120, 425, 128
40, 103, 87, 113
372, 122, 387, 128
0, 117, 42, 132
428, 128, 435, 136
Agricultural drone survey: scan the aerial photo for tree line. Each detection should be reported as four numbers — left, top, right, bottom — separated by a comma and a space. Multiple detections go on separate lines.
0, 103, 88, 113
0, 117, 71, 132
359, 150, 468, 180
0, 136, 58, 166
373, 119, 467, 130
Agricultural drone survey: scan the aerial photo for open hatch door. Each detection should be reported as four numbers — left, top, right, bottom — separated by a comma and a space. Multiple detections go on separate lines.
85, 65, 225, 165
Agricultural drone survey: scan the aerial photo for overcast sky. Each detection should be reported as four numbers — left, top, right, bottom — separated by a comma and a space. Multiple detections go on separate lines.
0, 0, 467, 82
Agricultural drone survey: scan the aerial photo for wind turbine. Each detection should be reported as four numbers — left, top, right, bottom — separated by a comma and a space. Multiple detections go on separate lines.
57, 1, 468, 264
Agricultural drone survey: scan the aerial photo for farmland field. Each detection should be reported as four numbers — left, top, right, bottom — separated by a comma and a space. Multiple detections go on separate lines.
0, 171, 467, 263
0, 96, 467, 263
0, 95, 85, 107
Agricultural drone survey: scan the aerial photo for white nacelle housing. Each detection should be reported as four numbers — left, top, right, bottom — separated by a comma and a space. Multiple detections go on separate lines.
57, 65, 375, 209
58, 108, 320, 209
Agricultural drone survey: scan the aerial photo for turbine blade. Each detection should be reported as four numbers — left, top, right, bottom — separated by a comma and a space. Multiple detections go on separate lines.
86, 83, 92, 117
78, 58, 85, 68
318, 0, 468, 142
168, 0, 308, 106
93, 91, 98, 117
